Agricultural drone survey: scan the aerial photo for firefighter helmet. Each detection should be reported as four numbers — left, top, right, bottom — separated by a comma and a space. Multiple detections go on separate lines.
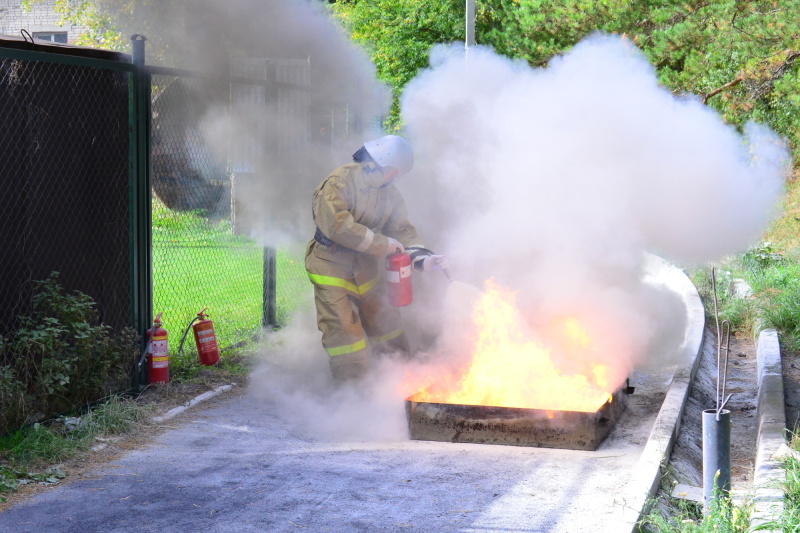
364, 135, 414, 175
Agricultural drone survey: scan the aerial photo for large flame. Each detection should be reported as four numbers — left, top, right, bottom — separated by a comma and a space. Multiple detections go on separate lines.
410, 279, 614, 412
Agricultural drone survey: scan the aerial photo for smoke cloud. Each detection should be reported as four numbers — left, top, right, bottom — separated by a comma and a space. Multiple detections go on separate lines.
397, 34, 788, 393
133, 0, 389, 245
249, 311, 411, 441
134, 0, 788, 429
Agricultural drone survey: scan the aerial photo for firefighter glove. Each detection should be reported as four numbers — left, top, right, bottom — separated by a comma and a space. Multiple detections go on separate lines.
418, 255, 449, 272
386, 237, 405, 255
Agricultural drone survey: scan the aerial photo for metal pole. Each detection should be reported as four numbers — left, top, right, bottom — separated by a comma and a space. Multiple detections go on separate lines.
131, 34, 152, 389
262, 247, 277, 328
465, 0, 476, 50
702, 408, 731, 511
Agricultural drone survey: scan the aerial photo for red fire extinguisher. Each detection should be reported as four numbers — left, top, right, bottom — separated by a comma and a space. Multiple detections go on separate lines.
192, 308, 220, 366
386, 252, 413, 307
178, 308, 220, 366
145, 312, 169, 384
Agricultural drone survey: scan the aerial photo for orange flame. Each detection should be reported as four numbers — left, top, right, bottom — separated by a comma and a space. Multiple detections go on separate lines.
410, 279, 613, 412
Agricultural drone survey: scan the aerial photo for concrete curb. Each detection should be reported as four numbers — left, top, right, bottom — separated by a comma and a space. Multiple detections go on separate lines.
607, 257, 706, 533
750, 329, 786, 531
151, 383, 236, 423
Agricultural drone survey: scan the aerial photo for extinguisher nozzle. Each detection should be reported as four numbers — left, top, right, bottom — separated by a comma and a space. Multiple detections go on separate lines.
442, 268, 453, 282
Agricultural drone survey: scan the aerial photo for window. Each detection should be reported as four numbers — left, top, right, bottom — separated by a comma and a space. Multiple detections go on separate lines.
32, 32, 68, 44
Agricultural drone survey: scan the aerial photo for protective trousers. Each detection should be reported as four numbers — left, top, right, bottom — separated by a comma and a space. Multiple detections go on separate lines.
307, 250, 409, 383
306, 161, 420, 383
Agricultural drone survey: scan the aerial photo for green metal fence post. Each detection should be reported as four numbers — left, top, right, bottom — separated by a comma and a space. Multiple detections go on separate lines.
262, 247, 277, 328
131, 34, 153, 387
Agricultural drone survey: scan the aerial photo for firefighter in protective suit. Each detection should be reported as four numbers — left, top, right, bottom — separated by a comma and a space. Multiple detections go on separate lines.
306, 135, 448, 383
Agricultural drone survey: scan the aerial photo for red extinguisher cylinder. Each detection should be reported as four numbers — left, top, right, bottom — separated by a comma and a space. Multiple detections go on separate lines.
193, 317, 220, 366
386, 252, 413, 307
146, 313, 169, 384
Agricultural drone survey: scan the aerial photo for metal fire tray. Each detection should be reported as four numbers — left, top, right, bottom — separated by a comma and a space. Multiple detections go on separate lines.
405, 387, 629, 451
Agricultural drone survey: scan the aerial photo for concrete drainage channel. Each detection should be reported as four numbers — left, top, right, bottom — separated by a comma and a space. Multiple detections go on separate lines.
609, 269, 787, 531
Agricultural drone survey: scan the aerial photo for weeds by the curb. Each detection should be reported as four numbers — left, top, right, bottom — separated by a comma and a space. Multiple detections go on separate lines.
0, 395, 155, 502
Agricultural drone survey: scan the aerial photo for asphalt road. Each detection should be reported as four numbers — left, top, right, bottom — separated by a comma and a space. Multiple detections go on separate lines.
0, 256, 698, 533
0, 361, 682, 533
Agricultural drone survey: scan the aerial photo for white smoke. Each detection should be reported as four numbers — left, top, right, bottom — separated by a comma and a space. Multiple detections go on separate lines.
249, 311, 411, 441
136, 3, 788, 427
134, 0, 389, 247
399, 34, 788, 388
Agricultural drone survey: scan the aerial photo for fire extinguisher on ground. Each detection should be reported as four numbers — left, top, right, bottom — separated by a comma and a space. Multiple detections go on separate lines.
178, 308, 220, 366
140, 312, 169, 385
386, 252, 413, 307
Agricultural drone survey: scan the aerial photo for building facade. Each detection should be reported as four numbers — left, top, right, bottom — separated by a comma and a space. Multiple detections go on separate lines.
0, 0, 86, 43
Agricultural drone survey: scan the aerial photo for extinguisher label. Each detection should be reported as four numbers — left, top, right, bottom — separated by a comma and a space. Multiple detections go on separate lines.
151, 339, 168, 356
400, 265, 411, 278
387, 270, 400, 283
152, 356, 168, 368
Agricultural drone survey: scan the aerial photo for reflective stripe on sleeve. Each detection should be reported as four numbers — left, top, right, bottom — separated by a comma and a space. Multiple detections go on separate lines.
326, 338, 367, 357
369, 329, 404, 345
355, 229, 375, 252
307, 272, 381, 296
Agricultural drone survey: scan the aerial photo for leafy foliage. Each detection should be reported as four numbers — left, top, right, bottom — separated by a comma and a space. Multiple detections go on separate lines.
28, 1, 799, 156
0, 273, 137, 433
330, 0, 465, 129
330, 0, 799, 160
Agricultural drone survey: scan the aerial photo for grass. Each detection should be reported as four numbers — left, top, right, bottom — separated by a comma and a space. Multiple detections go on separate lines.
151, 200, 311, 378
751, 431, 800, 531
639, 495, 750, 533
0, 396, 155, 501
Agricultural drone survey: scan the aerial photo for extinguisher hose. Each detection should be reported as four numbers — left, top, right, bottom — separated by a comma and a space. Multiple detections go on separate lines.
136, 340, 151, 370
442, 268, 453, 282
177, 316, 202, 355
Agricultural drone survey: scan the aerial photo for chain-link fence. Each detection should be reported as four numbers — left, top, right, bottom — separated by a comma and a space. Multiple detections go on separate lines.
0, 45, 134, 335
149, 58, 313, 364
0, 36, 146, 429
1, 33, 351, 415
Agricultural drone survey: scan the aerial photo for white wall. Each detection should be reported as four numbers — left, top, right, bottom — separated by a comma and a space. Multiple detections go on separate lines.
0, 0, 86, 43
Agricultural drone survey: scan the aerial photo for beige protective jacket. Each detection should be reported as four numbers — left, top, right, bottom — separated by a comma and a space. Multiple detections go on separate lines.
305, 161, 422, 290
305, 161, 421, 367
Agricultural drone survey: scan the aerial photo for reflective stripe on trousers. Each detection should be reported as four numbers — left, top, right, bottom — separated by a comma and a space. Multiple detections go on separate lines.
369, 328, 404, 346
307, 272, 380, 296
325, 338, 367, 357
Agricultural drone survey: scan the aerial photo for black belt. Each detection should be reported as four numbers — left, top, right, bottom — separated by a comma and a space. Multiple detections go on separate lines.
314, 228, 354, 254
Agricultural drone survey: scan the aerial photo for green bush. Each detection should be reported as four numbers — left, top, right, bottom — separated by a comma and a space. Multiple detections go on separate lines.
0, 273, 137, 433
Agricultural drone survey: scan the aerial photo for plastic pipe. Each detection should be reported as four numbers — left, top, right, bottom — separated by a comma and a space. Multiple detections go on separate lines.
702, 408, 731, 511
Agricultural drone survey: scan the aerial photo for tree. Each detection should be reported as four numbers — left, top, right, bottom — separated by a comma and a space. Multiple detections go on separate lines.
329, 0, 466, 129
331, 0, 799, 162
22, 0, 128, 50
